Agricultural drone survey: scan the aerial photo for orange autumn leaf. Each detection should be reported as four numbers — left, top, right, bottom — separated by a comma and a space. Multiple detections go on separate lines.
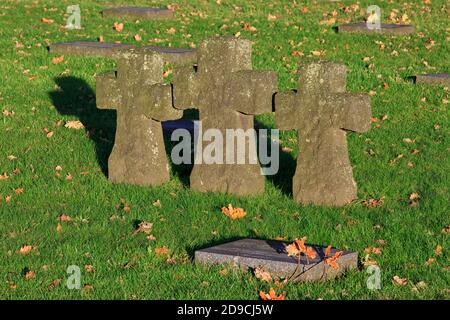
325, 251, 343, 270
113, 22, 124, 32
285, 243, 299, 257
221, 204, 246, 220
324, 245, 332, 257
259, 287, 285, 300
52, 55, 64, 65
15, 188, 24, 194
41, 18, 54, 24
154, 246, 169, 255
19, 245, 33, 255
305, 246, 317, 260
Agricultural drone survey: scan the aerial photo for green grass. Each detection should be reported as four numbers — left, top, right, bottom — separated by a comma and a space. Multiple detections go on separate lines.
0, 0, 449, 299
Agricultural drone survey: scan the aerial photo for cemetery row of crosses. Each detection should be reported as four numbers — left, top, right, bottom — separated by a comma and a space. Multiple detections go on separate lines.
97, 37, 372, 207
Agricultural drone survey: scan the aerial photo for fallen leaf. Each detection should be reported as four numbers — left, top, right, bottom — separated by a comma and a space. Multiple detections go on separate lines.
52, 55, 64, 64
84, 265, 94, 272
64, 120, 84, 129
47, 279, 61, 289
267, 14, 277, 21
254, 267, 273, 282
134, 221, 153, 235
41, 18, 54, 24
259, 287, 285, 300
325, 251, 343, 270
14, 188, 24, 194
113, 22, 124, 32
425, 257, 435, 266
134, 34, 142, 42
221, 204, 246, 220
59, 214, 73, 222
154, 246, 169, 255
25, 270, 36, 280
435, 245, 443, 256
166, 27, 176, 34
392, 275, 408, 286
362, 196, 385, 208
56, 223, 62, 234
19, 245, 33, 255
0, 173, 9, 180
153, 199, 161, 208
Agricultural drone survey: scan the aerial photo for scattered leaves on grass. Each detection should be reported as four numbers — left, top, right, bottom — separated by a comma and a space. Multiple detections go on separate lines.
254, 267, 273, 283
51, 55, 64, 64
18, 245, 33, 255
362, 196, 384, 208
259, 288, 285, 300
41, 18, 54, 24
325, 251, 343, 270
84, 265, 95, 272
392, 275, 408, 286
152, 199, 161, 208
25, 270, 36, 280
59, 214, 73, 222
221, 204, 246, 220
133, 221, 153, 235
435, 245, 443, 256
113, 22, 124, 32
64, 120, 84, 129
47, 279, 61, 289
154, 246, 169, 255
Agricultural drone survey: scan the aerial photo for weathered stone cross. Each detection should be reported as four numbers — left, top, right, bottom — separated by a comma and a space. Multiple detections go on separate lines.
275, 61, 371, 206
96, 48, 182, 186
172, 37, 277, 195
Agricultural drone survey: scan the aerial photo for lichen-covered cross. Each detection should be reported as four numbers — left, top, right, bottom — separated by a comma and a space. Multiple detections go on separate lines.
275, 61, 371, 206
96, 48, 182, 186
172, 37, 277, 196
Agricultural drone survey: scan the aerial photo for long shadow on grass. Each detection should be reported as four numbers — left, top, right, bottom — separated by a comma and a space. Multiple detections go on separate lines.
49, 76, 115, 175
254, 118, 296, 197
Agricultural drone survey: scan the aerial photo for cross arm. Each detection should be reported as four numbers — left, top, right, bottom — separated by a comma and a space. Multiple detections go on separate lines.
274, 91, 300, 130
331, 93, 371, 132
172, 66, 199, 110
139, 84, 183, 121
230, 70, 277, 115
96, 71, 121, 110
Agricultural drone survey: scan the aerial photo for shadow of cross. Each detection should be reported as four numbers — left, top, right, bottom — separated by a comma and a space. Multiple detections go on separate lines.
275, 61, 371, 206
172, 37, 277, 196
96, 48, 182, 186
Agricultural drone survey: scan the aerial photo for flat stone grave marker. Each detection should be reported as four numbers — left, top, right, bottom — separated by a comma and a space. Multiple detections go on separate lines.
416, 73, 450, 86
49, 41, 134, 57
338, 22, 414, 35
143, 46, 197, 65
195, 239, 358, 282
102, 7, 174, 20
162, 119, 195, 133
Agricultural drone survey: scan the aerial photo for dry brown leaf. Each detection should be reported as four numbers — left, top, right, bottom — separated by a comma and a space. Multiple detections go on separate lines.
25, 270, 36, 280
435, 245, 443, 256
154, 246, 169, 255
52, 55, 64, 64
41, 18, 54, 24
221, 204, 246, 220
56, 223, 62, 234
134, 34, 142, 42
59, 214, 73, 222
113, 22, 124, 32
84, 265, 95, 272
64, 120, 84, 129
19, 245, 33, 255
254, 267, 273, 282
392, 275, 408, 286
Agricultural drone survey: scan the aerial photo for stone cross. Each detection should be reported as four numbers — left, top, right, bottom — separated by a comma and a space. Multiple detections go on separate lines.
275, 61, 371, 206
96, 48, 182, 186
172, 37, 277, 196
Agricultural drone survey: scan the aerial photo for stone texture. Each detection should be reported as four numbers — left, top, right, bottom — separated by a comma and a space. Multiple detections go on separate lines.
195, 239, 358, 282
102, 7, 174, 20
338, 22, 414, 35
172, 37, 277, 196
143, 46, 197, 65
416, 73, 450, 86
275, 61, 371, 206
49, 41, 134, 57
96, 48, 182, 186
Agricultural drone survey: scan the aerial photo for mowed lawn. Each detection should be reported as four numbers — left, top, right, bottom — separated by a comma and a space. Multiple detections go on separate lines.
0, 0, 449, 299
